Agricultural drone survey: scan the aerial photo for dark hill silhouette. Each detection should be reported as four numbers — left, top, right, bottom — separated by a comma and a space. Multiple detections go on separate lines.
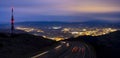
65, 31, 120, 58
0, 33, 56, 58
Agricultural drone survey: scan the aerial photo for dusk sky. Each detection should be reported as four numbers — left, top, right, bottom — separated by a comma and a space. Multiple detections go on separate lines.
0, 0, 120, 23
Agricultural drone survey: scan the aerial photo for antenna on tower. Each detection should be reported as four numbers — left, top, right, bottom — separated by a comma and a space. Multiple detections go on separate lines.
11, 7, 15, 37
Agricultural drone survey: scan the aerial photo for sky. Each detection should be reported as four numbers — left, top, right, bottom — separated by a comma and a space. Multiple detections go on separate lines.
0, 0, 120, 23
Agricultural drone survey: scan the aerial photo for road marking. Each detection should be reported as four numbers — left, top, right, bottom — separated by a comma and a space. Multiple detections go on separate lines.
60, 41, 66, 44
31, 51, 49, 58
55, 45, 62, 49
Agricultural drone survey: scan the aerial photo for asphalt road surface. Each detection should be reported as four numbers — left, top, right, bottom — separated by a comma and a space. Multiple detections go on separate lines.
31, 41, 96, 58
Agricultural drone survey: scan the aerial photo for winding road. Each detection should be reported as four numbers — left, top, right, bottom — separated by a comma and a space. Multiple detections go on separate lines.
31, 41, 96, 58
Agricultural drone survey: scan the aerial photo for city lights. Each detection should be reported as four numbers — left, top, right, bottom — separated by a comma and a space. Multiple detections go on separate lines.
16, 26, 118, 41
16, 27, 44, 33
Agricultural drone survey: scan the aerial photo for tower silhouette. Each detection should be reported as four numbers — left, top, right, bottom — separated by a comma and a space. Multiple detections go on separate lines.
11, 8, 14, 36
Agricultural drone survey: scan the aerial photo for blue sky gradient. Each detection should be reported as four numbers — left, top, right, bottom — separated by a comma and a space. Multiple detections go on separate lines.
0, 0, 120, 23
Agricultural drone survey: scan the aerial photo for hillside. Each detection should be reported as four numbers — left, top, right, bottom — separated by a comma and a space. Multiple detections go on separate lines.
0, 33, 56, 58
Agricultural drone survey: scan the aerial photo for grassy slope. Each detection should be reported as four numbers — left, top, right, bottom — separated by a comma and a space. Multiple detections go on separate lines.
0, 33, 56, 58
